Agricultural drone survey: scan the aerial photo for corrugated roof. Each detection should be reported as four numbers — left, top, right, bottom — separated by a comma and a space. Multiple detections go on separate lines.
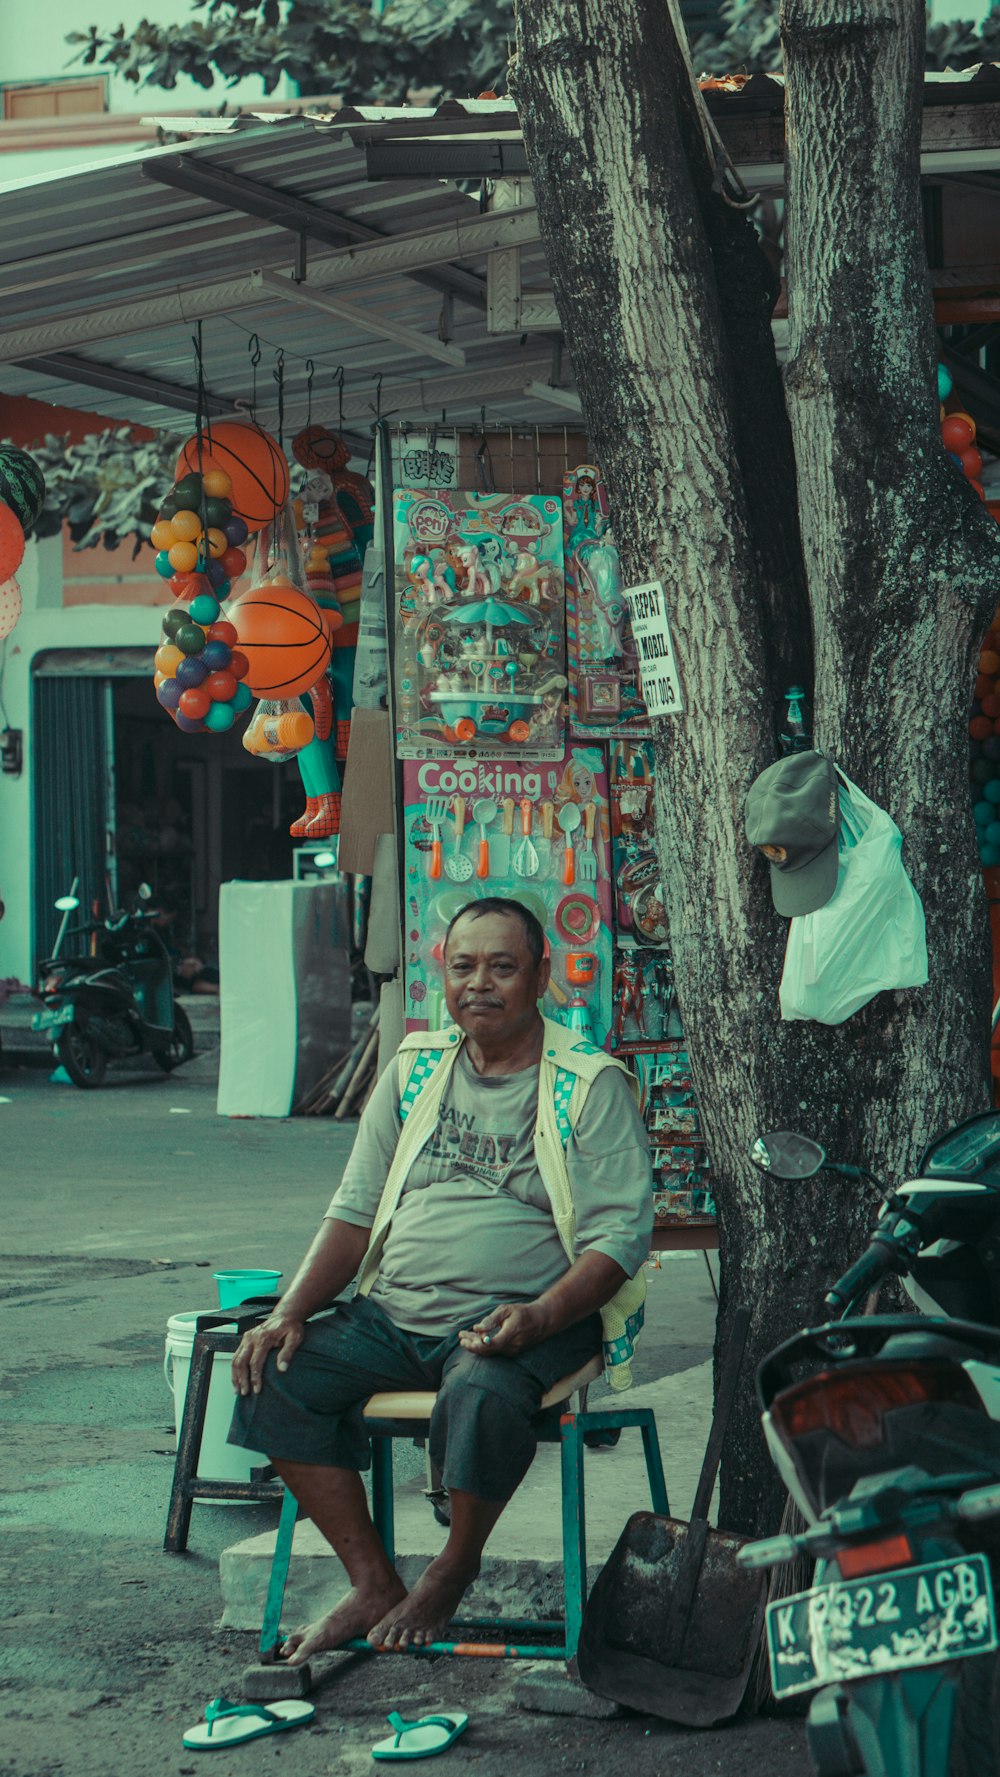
3, 76, 1000, 441
0, 113, 562, 441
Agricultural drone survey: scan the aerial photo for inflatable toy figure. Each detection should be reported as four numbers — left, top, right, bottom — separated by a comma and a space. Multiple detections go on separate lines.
289, 427, 375, 839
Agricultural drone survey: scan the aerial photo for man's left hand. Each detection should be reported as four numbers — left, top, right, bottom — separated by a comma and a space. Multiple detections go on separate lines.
459, 1301, 550, 1357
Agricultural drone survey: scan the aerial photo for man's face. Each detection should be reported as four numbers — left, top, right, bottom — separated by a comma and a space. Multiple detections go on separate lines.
443, 910, 549, 1041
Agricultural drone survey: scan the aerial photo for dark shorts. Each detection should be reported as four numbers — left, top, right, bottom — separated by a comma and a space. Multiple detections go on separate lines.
228, 1295, 602, 1502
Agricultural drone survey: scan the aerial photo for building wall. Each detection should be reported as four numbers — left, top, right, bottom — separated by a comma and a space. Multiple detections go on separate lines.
0, 521, 164, 983
0, 0, 298, 184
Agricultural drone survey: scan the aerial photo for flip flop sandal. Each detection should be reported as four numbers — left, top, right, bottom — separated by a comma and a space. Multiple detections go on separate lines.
182, 1696, 316, 1750
371, 1711, 470, 1761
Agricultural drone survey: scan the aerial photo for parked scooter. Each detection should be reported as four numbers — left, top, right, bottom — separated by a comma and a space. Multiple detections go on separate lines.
32, 883, 194, 1088
739, 1116, 1000, 1776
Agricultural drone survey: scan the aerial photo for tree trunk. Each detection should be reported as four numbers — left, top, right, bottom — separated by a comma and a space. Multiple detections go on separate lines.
513, 0, 998, 1534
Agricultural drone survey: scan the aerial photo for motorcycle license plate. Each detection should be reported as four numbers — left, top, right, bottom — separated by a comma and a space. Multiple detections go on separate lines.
32, 1003, 74, 1031
766, 1554, 997, 1699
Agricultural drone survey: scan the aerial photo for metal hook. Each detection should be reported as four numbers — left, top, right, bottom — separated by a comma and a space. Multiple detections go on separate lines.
372, 371, 383, 420
305, 358, 315, 428
273, 349, 285, 448
334, 365, 345, 433
247, 333, 261, 420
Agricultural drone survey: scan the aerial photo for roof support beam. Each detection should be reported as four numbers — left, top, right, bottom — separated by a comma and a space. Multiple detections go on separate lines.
523, 380, 583, 416
0, 209, 541, 362
142, 155, 489, 310
257, 270, 466, 367
13, 352, 239, 417
336, 356, 556, 423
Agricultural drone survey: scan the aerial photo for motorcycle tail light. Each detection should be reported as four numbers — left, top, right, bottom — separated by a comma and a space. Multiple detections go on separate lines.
836, 1533, 914, 1580
771, 1360, 981, 1451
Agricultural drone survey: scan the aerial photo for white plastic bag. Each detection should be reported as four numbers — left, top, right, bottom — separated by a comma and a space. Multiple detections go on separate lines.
779, 774, 928, 1024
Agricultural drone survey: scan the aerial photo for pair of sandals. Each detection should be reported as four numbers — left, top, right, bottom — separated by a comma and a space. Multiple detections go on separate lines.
182, 1696, 469, 1760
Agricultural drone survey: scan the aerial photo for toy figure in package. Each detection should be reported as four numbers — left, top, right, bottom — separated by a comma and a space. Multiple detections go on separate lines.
394, 490, 566, 761
563, 465, 650, 738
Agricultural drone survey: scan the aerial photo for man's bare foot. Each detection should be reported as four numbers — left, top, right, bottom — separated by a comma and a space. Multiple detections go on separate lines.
280, 1574, 407, 1665
367, 1555, 477, 1650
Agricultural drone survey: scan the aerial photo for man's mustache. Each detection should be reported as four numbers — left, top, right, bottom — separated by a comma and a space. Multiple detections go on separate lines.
459, 996, 503, 1008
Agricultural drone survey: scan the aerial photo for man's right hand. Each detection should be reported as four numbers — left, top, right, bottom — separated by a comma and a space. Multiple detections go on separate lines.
232, 1311, 306, 1395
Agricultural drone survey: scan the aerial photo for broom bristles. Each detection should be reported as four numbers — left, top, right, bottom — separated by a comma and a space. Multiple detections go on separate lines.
746, 1492, 813, 1716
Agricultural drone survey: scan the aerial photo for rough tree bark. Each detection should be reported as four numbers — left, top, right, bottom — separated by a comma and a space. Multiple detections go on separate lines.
512, 0, 1000, 1533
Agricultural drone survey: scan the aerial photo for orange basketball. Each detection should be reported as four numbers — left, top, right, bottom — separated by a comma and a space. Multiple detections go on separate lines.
230, 578, 331, 698
175, 423, 290, 533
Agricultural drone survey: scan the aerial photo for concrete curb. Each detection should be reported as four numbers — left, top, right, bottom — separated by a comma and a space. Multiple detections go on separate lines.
218, 1362, 714, 1633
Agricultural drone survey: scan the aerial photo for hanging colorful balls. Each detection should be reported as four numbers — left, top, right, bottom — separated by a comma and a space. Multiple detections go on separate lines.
207, 619, 237, 647
175, 619, 208, 656
179, 686, 212, 721
942, 413, 976, 454
189, 592, 221, 626
221, 546, 247, 581
938, 363, 954, 402
0, 501, 26, 583
206, 669, 238, 702
157, 678, 183, 711
175, 423, 289, 533
168, 540, 200, 574
169, 509, 203, 544
174, 472, 203, 508
0, 574, 22, 642
155, 642, 184, 677
204, 700, 237, 732
201, 638, 233, 672
176, 656, 209, 689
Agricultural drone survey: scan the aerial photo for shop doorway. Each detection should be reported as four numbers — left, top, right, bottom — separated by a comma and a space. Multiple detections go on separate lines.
31, 652, 306, 968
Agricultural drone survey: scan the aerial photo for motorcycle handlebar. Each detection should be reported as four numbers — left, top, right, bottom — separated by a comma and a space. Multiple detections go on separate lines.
824, 1238, 899, 1315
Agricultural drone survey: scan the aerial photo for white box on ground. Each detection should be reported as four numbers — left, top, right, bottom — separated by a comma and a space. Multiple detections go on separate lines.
216, 879, 352, 1117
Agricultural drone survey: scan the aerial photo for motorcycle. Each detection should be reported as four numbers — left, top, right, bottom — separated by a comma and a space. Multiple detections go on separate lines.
32, 884, 194, 1088
739, 1115, 1000, 1776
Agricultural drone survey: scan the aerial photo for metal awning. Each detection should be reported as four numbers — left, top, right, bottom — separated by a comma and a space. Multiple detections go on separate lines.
4, 77, 1000, 442
0, 109, 566, 441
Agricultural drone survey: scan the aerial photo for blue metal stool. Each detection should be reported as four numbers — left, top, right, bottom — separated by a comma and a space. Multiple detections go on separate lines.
257, 1358, 669, 1666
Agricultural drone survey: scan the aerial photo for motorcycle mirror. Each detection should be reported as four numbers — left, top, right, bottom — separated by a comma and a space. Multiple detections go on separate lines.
137, 882, 153, 901
54, 895, 80, 912
750, 1130, 827, 1180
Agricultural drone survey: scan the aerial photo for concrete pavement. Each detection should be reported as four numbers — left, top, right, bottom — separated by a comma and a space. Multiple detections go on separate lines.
0, 1059, 805, 1777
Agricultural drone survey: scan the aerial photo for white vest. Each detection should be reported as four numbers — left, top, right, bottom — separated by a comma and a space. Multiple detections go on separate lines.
355, 1017, 647, 1391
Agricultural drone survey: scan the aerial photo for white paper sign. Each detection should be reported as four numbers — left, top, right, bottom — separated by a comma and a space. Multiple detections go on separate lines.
621, 580, 683, 716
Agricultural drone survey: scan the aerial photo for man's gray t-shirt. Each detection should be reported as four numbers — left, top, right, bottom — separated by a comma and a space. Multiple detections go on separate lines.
326, 1049, 653, 1335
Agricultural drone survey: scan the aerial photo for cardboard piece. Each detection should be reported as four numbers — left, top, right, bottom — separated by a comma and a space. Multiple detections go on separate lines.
338, 708, 396, 875
365, 831, 401, 974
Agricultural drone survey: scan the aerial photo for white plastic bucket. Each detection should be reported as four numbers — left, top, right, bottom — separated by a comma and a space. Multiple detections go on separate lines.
164, 1309, 268, 1488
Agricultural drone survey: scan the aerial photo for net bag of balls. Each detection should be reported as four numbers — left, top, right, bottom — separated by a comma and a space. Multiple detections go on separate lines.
150, 467, 252, 733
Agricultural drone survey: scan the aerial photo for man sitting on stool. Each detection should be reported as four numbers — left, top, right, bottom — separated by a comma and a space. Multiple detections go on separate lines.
229, 897, 652, 1660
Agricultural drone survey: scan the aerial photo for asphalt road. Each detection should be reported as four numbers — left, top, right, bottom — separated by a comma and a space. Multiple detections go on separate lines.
0, 1058, 806, 1777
